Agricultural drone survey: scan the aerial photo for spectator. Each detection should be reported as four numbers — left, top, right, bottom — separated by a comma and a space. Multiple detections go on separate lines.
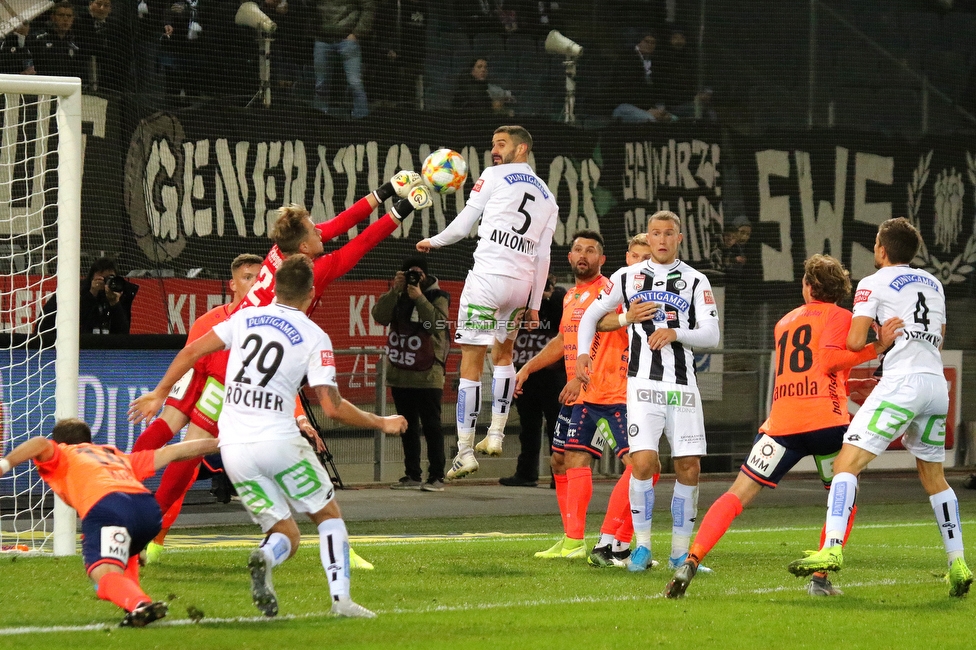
452, 57, 513, 115
74, 0, 129, 92
656, 24, 715, 121
457, 0, 504, 38
369, 0, 425, 108
31, 2, 85, 79
608, 30, 675, 124
36, 257, 139, 335
371, 257, 451, 492
0, 22, 35, 75
502, 275, 565, 487
263, 0, 312, 98
507, 0, 559, 43
312, 0, 373, 119
712, 217, 750, 281
157, 0, 206, 97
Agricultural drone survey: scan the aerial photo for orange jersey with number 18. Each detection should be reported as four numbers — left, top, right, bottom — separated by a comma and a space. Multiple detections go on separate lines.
760, 301, 856, 437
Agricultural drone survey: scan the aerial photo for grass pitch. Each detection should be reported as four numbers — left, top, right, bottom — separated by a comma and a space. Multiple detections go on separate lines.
1, 502, 973, 649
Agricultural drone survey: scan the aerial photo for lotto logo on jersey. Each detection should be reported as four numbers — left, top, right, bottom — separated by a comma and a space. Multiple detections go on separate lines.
321, 350, 335, 367
854, 289, 871, 305
472, 179, 484, 192
703, 290, 715, 305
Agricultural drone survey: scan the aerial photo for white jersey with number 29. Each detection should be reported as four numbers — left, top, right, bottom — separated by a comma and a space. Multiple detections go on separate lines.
852, 264, 945, 378
212, 303, 338, 446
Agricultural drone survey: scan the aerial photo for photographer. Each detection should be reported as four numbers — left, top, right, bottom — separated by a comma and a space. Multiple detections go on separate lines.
371, 257, 451, 491
36, 257, 138, 335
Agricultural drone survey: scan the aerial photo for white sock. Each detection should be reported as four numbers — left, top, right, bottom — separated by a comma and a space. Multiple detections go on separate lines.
671, 481, 699, 559
598, 532, 614, 547
612, 539, 630, 553
456, 378, 481, 453
260, 532, 292, 568
930, 487, 965, 565
489, 364, 516, 434
318, 518, 350, 601
630, 476, 655, 548
824, 472, 858, 547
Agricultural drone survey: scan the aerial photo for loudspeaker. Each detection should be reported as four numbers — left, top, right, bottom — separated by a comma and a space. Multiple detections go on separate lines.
544, 30, 582, 58
235, 1, 277, 34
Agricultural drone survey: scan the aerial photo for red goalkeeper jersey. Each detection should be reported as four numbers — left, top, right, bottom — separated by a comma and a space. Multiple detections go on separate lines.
237, 197, 398, 316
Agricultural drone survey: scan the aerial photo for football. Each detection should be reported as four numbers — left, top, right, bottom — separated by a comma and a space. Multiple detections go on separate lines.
421, 149, 468, 194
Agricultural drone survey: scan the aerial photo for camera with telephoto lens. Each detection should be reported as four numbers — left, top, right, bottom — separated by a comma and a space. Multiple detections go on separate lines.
404, 270, 422, 287
106, 275, 128, 293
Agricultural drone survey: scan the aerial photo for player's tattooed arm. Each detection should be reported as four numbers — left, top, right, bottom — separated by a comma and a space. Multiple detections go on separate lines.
315, 384, 407, 435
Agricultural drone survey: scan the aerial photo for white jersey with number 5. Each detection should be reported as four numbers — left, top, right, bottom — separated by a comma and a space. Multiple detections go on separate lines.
852, 265, 945, 378
212, 303, 338, 446
429, 162, 558, 309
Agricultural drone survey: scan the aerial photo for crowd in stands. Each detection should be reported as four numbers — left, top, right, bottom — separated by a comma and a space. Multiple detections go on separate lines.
0, 0, 713, 122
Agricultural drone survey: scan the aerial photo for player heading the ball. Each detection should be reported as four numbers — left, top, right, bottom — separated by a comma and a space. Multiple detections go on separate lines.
416, 126, 559, 480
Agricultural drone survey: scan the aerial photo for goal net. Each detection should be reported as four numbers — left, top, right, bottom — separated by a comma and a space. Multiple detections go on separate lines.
0, 75, 82, 555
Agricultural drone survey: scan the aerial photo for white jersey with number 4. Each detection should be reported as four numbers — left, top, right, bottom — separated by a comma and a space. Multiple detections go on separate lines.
852, 264, 945, 378
429, 162, 558, 309
212, 303, 338, 446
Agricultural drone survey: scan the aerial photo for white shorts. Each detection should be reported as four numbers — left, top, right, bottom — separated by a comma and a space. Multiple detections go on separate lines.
846, 373, 948, 463
220, 437, 336, 532
455, 271, 533, 346
626, 377, 707, 457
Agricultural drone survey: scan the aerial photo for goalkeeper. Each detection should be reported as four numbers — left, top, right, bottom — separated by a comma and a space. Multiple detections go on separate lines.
0, 418, 217, 627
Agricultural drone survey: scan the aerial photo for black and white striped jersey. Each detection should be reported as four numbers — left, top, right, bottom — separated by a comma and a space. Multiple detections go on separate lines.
578, 259, 720, 386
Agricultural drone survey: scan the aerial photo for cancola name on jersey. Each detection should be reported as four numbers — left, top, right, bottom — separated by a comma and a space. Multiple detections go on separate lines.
629, 290, 690, 312
502, 172, 550, 199
489, 228, 537, 255
889, 274, 940, 292
245, 315, 304, 344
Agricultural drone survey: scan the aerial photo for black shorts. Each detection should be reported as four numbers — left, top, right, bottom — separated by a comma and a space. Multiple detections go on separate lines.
81, 492, 162, 574
740, 426, 847, 489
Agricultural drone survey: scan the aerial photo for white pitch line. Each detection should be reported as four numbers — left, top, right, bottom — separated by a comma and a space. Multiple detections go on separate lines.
0, 578, 924, 637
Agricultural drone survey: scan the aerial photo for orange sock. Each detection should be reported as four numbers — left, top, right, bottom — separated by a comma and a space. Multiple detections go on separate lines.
124, 556, 140, 584
565, 467, 593, 540
97, 572, 150, 612
688, 492, 743, 563
820, 504, 858, 548
554, 473, 569, 535
602, 465, 632, 535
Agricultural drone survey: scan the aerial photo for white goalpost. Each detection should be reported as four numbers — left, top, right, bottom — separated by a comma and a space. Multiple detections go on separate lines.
0, 74, 81, 556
